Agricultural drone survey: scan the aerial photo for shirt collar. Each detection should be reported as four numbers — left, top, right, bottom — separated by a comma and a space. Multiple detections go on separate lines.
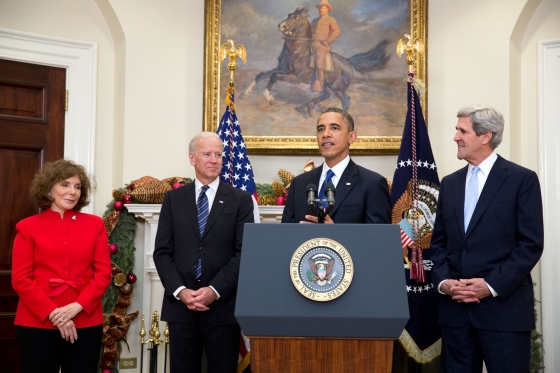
322, 155, 350, 179
195, 177, 220, 193
468, 151, 498, 177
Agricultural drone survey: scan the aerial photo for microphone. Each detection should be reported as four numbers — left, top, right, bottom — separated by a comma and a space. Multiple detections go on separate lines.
324, 183, 336, 209
306, 184, 318, 211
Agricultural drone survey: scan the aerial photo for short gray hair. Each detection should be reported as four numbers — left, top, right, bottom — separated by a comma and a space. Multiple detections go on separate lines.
319, 107, 355, 132
457, 105, 504, 149
188, 132, 222, 153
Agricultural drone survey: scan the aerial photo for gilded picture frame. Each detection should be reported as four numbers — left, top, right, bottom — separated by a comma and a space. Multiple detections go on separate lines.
203, 0, 427, 155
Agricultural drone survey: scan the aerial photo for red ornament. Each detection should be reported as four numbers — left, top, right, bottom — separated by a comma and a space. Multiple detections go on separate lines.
102, 369, 112, 373
113, 200, 124, 211
127, 273, 137, 284
109, 244, 119, 255
276, 196, 285, 206
123, 194, 133, 204
172, 182, 183, 189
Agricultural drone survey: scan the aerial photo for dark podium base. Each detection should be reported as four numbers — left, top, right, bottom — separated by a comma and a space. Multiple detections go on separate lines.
250, 337, 395, 373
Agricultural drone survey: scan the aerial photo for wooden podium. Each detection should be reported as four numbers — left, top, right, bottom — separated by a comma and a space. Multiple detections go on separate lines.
236, 224, 408, 373
250, 338, 394, 373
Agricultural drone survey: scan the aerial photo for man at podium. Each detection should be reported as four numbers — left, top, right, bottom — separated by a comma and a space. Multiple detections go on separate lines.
281, 107, 391, 224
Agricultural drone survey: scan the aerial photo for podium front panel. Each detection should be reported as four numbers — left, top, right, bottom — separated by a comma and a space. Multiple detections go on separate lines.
235, 224, 409, 338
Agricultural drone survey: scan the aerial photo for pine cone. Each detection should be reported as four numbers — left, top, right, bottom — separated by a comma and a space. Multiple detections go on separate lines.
272, 181, 286, 198
258, 195, 276, 206
278, 169, 295, 186
112, 189, 124, 201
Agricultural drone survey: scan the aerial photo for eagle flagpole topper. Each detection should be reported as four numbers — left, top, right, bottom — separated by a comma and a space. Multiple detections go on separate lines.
220, 39, 247, 88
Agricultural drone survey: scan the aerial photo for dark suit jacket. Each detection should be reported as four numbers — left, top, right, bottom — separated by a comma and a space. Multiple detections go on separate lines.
153, 180, 254, 326
431, 155, 543, 331
281, 159, 391, 224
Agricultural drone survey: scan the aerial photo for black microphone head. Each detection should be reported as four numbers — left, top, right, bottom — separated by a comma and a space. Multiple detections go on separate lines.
306, 183, 318, 211
306, 183, 318, 192
324, 183, 336, 195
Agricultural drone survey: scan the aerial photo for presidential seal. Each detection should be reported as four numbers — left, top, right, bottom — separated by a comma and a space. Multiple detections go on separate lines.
290, 238, 354, 302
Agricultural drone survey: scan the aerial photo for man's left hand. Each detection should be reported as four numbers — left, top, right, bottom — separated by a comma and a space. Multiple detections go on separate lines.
300, 214, 334, 224
187, 287, 218, 312
458, 278, 491, 302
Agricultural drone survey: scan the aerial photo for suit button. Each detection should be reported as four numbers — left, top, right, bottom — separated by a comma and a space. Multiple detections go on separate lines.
192, 265, 197, 270
197, 279, 201, 282
199, 247, 204, 251
463, 250, 466, 254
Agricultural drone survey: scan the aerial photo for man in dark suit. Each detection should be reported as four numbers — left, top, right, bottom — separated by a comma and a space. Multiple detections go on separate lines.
282, 107, 391, 224
153, 132, 254, 373
431, 106, 543, 373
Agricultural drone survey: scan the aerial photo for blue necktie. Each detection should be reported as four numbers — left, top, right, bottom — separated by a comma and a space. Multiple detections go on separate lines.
196, 185, 210, 279
318, 169, 335, 209
464, 166, 480, 232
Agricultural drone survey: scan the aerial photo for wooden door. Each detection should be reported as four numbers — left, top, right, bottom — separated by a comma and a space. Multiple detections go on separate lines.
0, 58, 66, 372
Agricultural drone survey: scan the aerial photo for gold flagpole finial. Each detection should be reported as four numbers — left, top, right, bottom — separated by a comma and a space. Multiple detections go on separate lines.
396, 34, 424, 73
139, 313, 146, 344
219, 39, 247, 88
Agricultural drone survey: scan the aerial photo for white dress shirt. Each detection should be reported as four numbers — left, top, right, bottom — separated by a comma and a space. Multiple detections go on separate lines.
318, 155, 350, 188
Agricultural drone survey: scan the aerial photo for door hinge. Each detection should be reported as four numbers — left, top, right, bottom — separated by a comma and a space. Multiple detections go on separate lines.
65, 90, 69, 111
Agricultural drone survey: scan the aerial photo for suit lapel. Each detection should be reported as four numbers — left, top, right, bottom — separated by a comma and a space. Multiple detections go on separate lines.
464, 156, 508, 239
307, 166, 322, 190
328, 160, 358, 217
454, 165, 468, 239
183, 183, 201, 239
201, 181, 229, 238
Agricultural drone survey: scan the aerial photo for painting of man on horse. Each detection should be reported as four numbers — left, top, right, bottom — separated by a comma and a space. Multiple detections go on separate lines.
221, 0, 410, 137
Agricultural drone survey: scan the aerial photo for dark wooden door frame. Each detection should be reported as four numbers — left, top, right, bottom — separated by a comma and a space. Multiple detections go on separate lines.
0, 29, 98, 213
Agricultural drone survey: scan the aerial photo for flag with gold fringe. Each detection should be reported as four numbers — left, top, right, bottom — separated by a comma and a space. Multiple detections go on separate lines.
216, 86, 257, 373
391, 72, 441, 363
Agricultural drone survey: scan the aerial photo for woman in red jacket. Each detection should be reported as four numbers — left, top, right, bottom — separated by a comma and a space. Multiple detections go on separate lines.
12, 160, 112, 373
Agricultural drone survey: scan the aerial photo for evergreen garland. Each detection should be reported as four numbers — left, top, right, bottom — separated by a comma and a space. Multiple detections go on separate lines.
98, 189, 138, 373
530, 282, 545, 372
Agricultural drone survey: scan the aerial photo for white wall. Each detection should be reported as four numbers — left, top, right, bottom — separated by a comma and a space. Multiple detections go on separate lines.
1, 0, 559, 368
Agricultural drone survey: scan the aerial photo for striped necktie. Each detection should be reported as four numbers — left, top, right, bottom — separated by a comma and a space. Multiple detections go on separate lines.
318, 169, 335, 209
196, 185, 210, 279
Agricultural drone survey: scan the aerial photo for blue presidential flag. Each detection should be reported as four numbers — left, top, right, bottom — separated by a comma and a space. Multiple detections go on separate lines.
391, 74, 441, 362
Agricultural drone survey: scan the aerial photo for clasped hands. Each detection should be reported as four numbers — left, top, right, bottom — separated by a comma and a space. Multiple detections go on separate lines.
300, 213, 334, 224
48, 302, 83, 343
178, 287, 218, 312
441, 278, 491, 303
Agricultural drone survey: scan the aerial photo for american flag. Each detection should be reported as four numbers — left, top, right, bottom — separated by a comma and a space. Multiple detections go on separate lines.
216, 87, 258, 373
217, 88, 258, 202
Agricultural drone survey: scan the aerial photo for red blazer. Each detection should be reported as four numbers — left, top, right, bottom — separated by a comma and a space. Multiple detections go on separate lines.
12, 209, 112, 329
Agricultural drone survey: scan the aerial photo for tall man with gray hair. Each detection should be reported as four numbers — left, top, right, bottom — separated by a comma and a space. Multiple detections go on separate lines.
431, 106, 544, 372
154, 132, 254, 372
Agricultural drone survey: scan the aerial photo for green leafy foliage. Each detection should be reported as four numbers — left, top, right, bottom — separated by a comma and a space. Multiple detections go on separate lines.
99, 190, 138, 372
256, 183, 272, 196
530, 282, 545, 372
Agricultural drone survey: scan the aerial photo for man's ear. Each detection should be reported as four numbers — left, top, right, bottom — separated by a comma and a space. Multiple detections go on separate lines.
349, 131, 357, 145
481, 132, 493, 145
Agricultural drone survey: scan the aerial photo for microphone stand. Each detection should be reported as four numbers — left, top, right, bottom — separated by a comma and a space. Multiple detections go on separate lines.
307, 183, 335, 223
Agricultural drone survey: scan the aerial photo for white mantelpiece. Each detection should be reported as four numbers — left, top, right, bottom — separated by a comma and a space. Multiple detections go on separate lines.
122, 204, 284, 372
